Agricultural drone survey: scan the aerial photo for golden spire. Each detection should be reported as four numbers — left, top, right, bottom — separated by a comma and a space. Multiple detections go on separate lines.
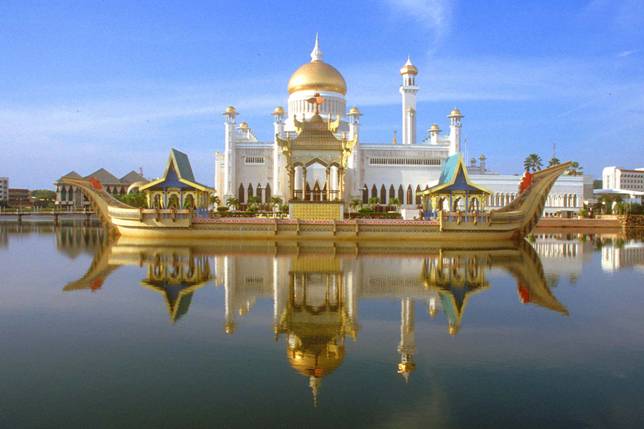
392, 130, 398, 145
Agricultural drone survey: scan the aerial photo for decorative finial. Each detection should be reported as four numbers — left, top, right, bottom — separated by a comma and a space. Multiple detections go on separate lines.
309, 376, 321, 408
311, 33, 323, 62
392, 130, 398, 145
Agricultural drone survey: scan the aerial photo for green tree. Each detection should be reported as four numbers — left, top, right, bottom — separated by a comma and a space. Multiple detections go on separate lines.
226, 197, 240, 210
209, 194, 221, 207
31, 189, 56, 208
116, 192, 147, 208
523, 153, 543, 173
390, 197, 401, 211
368, 196, 379, 208
547, 157, 560, 167
350, 198, 361, 213
247, 196, 261, 212
565, 161, 583, 176
270, 196, 283, 209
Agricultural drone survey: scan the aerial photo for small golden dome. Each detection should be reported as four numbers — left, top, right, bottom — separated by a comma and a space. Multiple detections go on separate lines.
448, 108, 463, 118
348, 106, 361, 116
429, 123, 440, 132
239, 121, 249, 130
288, 61, 347, 95
400, 57, 418, 75
224, 105, 237, 115
272, 106, 285, 116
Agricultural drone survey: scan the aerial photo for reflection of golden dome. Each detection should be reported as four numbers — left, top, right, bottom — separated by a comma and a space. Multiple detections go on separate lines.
288, 61, 347, 95
224, 321, 235, 335
287, 344, 345, 378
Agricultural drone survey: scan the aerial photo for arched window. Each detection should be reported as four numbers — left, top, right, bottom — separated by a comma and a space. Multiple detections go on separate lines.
380, 185, 387, 204
247, 184, 254, 200
362, 185, 368, 204
371, 184, 378, 199
406, 185, 413, 205
168, 194, 179, 209
389, 185, 395, 202
415, 185, 422, 205
265, 183, 271, 203
398, 185, 404, 203
238, 184, 245, 203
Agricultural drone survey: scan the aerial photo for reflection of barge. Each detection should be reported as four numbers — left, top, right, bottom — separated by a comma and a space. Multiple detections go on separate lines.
60, 163, 570, 241
63, 236, 568, 402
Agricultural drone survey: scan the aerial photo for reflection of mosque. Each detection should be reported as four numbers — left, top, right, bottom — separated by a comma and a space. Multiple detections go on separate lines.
64, 238, 568, 405
601, 240, 644, 272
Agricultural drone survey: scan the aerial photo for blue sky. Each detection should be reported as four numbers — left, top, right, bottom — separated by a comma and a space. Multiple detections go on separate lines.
1, 0, 643, 189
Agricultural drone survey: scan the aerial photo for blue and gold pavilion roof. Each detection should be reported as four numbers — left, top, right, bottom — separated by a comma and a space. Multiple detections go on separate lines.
424, 154, 491, 196
139, 148, 212, 193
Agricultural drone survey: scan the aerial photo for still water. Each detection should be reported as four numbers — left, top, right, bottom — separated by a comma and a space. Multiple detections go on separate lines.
1, 222, 644, 428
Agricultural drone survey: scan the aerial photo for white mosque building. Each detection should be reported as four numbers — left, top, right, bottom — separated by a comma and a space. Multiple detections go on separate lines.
215, 36, 583, 218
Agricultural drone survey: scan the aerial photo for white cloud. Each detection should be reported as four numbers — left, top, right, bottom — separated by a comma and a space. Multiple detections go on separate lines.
617, 50, 638, 58
384, 0, 454, 43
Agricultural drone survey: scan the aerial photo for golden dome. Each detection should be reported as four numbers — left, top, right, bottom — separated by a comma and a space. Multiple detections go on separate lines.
400, 57, 418, 75
448, 108, 463, 118
272, 106, 285, 116
288, 61, 347, 95
429, 123, 440, 132
224, 105, 237, 115
239, 121, 249, 130
348, 106, 361, 116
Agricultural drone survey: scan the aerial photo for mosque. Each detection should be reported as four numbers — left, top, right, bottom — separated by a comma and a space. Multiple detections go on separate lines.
215, 36, 584, 219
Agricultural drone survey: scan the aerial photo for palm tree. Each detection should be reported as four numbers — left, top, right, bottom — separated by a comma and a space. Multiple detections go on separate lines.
225, 197, 240, 211
547, 157, 560, 167
565, 161, 583, 176
210, 195, 220, 208
270, 196, 283, 210
523, 154, 543, 173
247, 196, 261, 211
368, 197, 379, 208
350, 198, 361, 213
390, 197, 401, 211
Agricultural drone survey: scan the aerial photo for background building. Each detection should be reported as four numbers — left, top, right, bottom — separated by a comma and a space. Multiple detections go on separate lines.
602, 166, 644, 192
595, 166, 644, 204
55, 168, 146, 208
215, 37, 584, 218
8, 188, 31, 208
0, 177, 8, 206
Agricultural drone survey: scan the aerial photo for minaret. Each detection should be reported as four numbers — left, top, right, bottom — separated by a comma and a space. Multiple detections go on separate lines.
399, 57, 419, 145
429, 124, 440, 145
272, 106, 285, 198
397, 297, 416, 382
223, 106, 238, 198
347, 106, 362, 197
448, 108, 463, 156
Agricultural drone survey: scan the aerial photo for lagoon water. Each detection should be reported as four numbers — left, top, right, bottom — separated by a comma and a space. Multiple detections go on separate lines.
1, 222, 644, 428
